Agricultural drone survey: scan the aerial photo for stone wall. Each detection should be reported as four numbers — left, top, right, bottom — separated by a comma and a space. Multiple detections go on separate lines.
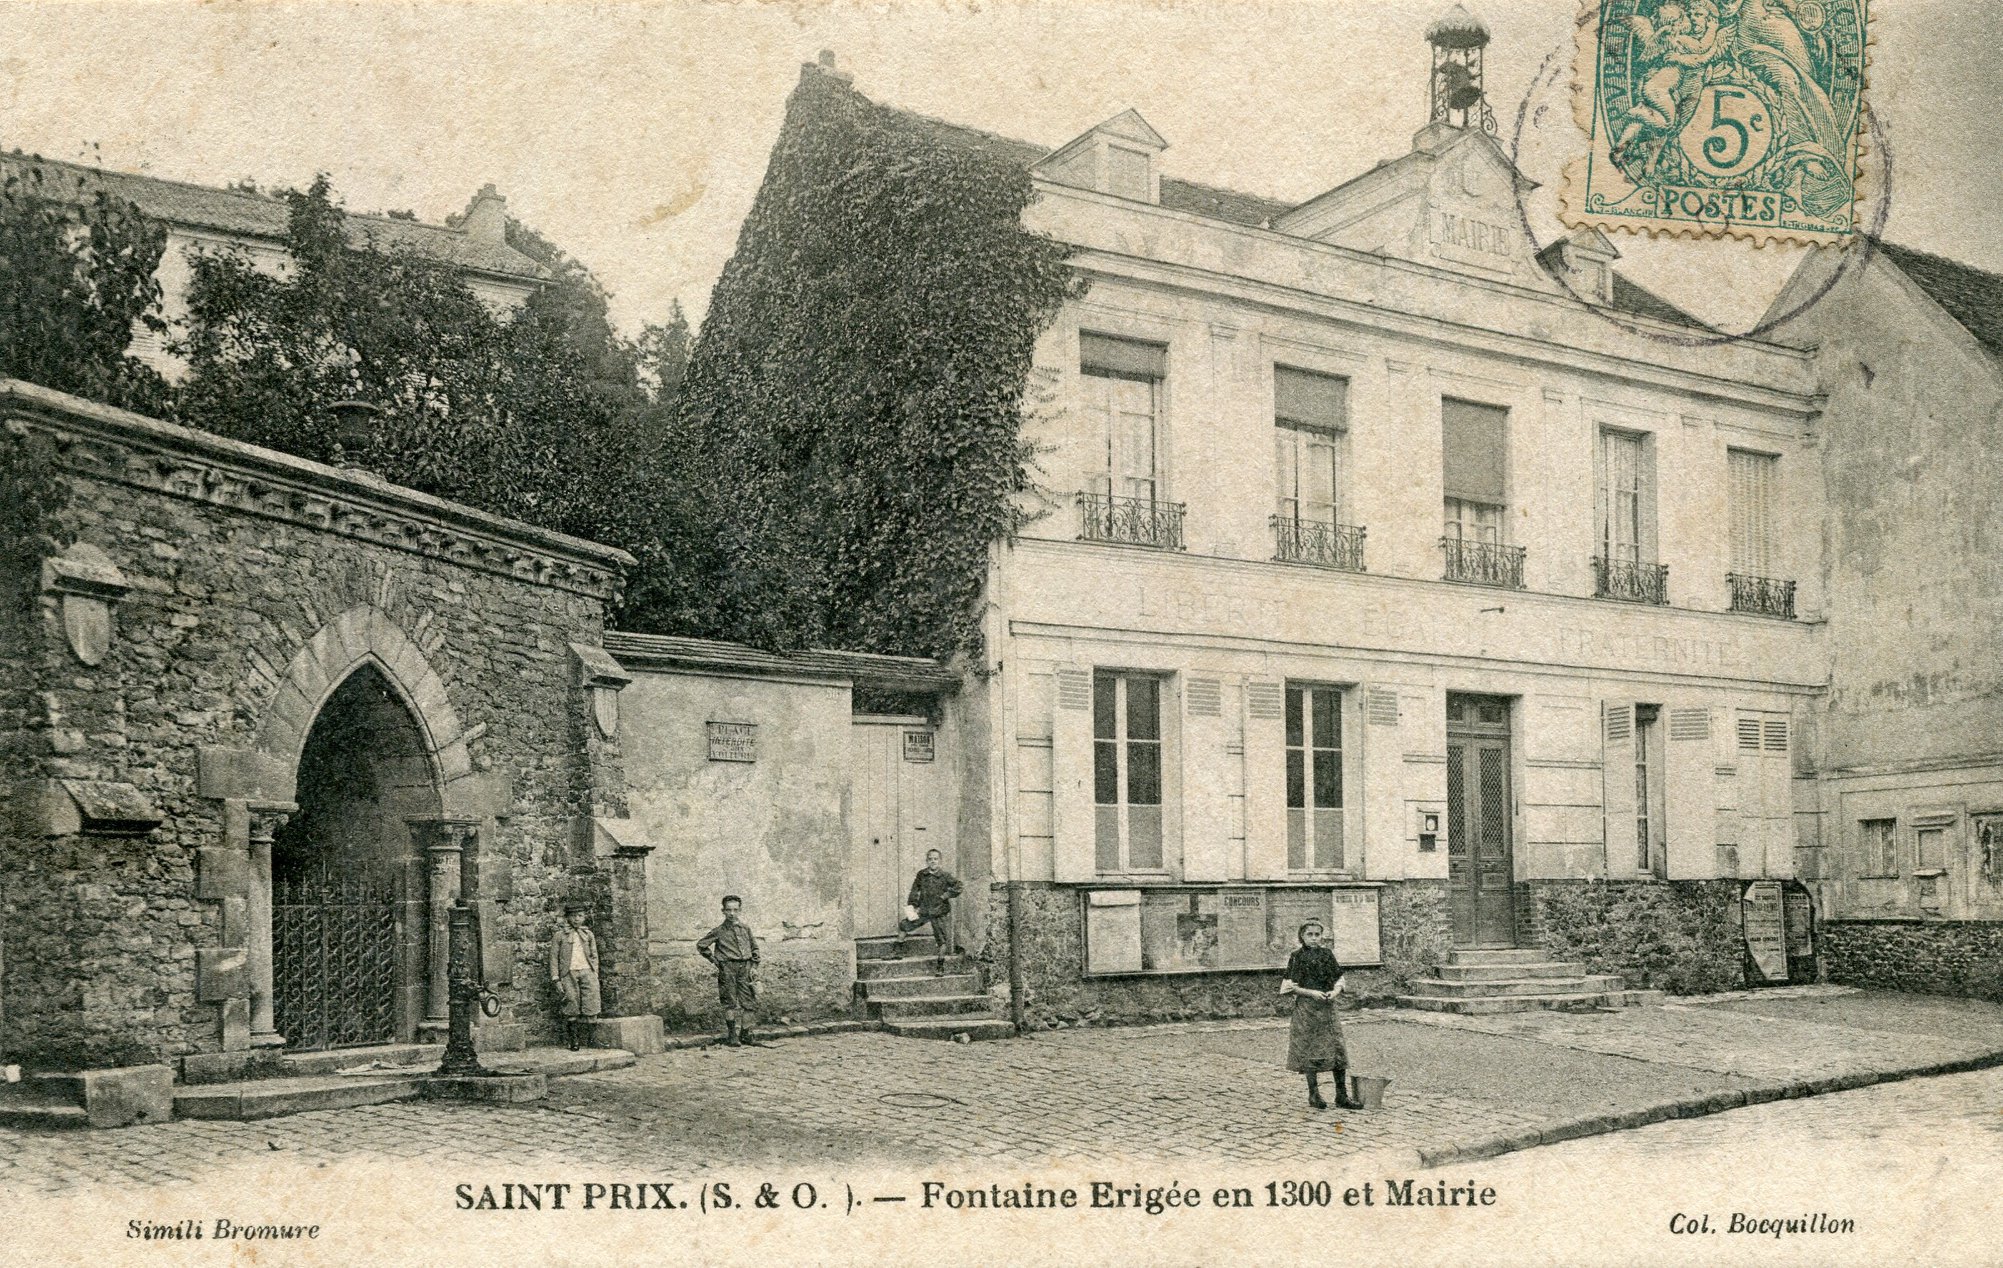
1822, 919, 2003, 1000
1516, 879, 1745, 994
0, 383, 634, 1069
616, 661, 859, 1031
976, 881, 1440, 1029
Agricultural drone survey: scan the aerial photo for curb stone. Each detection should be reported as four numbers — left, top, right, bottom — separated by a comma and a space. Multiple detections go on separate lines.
1417, 1047, 2003, 1168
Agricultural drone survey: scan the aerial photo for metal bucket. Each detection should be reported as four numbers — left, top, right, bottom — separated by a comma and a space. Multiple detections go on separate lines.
1349, 1075, 1392, 1110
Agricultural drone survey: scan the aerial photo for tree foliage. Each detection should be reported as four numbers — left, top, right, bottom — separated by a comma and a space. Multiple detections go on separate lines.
645, 66, 1078, 658
0, 158, 170, 412
171, 176, 658, 544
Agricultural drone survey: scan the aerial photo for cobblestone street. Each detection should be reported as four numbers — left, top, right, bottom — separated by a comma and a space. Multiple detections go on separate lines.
5, 992, 2003, 1266
3, 990, 2000, 1194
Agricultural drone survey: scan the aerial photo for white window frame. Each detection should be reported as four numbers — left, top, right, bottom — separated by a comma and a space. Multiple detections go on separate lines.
1284, 684, 1349, 873
1444, 497, 1504, 545
1859, 818, 1898, 878
1093, 671, 1167, 874
1081, 337, 1165, 505
1598, 427, 1655, 567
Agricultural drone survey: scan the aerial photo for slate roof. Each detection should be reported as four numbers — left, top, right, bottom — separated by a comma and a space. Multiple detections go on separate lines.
602, 631, 959, 691
886, 104, 1295, 229
1532, 240, 1714, 332
1877, 240, 2003, 357
2, 152, 546, 282
881, 92, 1714, 332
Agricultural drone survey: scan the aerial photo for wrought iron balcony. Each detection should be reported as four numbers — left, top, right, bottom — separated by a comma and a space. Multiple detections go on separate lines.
1727, 572, 1796, 618
1593, 556, 1670, 605
1077, 491, 1185, 550
1440, 537, 1526, 589
1272, 517, 1366, 572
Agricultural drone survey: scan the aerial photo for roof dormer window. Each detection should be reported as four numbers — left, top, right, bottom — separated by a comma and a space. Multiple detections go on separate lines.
1033, 109, 1167, 205
1106, 146, 1153, 202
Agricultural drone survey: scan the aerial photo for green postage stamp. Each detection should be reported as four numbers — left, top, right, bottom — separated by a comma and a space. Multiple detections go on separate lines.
1566, 0, 1869, 244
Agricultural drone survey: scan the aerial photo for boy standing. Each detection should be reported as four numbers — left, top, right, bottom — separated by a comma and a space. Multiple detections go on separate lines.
901, 849, 962, 973
548, 902, 601, 1051
696, 894, 761, 1046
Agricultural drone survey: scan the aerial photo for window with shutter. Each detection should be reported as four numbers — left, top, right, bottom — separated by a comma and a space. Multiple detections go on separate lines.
1082, 335, 1166, 504
1274, 367, 1348, 529
1442, 399, 1508, 519
1728, 448, 1779, 576
1859, 818, 1898, 877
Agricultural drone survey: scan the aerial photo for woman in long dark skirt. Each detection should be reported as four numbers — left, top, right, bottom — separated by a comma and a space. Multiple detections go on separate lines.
1281, 920, 1362, 1110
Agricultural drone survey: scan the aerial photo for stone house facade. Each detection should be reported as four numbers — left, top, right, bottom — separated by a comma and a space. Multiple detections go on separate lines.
775, 26, 1842, 1025
1, 379, 640, 1070
1762, 241, 2003, 998
1, 152, 545, 379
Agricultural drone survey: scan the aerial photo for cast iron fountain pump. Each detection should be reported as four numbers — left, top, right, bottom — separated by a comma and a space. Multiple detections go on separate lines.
437, 834, 503, 1078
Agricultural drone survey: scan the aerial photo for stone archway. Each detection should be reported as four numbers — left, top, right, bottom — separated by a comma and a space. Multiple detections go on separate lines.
254, 605, 474, 801
270, 665, 441, 1048
233, 605, 485, 1051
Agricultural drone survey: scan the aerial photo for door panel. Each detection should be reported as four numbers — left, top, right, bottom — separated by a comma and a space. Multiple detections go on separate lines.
1447, 695, 1515, 947
848, 722, 950, 938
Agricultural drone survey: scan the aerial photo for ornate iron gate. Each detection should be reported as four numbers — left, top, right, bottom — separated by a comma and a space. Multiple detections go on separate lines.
273, 865, 401, 1049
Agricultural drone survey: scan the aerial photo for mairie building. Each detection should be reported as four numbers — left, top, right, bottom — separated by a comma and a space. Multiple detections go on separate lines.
789, 20, 1850, 1020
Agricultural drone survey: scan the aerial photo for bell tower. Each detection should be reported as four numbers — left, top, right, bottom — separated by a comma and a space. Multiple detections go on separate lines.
1426, 4, 1495, 135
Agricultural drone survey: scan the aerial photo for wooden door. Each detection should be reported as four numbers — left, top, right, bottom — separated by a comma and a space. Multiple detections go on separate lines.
848, 718, 948, 938
1447, 694, 1516, 947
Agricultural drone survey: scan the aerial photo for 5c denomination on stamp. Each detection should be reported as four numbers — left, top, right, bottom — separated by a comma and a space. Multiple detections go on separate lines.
1565, 0, 1870, 244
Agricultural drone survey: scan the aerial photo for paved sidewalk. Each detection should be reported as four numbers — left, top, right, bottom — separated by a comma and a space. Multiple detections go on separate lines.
1, 990, 2000, 1193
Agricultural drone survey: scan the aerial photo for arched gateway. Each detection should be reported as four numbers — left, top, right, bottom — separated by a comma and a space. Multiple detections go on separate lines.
252, 606, 482, 1051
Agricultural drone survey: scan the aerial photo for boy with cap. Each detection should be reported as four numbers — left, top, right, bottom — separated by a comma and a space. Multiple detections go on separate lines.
548, 901, 601, 1051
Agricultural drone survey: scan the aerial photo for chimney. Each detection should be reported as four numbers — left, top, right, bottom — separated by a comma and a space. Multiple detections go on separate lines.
462, 184, 507, 245
809, 49, 853, 84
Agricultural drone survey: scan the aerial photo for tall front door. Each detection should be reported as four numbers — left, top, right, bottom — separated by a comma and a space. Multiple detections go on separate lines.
1447, 693, 1515, 947
848, 716, 949, 938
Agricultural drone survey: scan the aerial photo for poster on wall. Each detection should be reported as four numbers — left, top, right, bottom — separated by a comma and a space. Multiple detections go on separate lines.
1742, 880, 1788, 983
1084, 887, 1384, 975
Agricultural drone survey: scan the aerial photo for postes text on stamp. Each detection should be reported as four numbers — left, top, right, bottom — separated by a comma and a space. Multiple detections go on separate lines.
1566, 0, 1869, 245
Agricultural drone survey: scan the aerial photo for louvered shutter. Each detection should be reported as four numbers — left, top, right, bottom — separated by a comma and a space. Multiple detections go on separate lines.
1242, 677, 1290, 879
1181, 677, 1229, 882
1051, 664, 1097, 882
1602, 701, 1638, 870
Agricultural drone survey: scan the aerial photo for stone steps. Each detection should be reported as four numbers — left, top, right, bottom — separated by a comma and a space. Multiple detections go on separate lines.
872, 994, 996, 1020
1409, 974, 1624, 999
880, 1016, 1020, 1042
1396, 990, 1662, 1015
1444, 948, 1556, 965
174, 1073, 425, 1121
856, 933, 956, 961
1393, 947, 1662, 1016
0, 1084, 91, 1131
855, 941, 1012, 1041
1436, 961, 1589, 982
859, 972, 983, 999
170, 1046, 636, 1122
857, 954, 966, 981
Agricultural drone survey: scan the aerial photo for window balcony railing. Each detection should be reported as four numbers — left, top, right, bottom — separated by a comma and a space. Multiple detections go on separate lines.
1272, 517, 1366, 572
1727, 572, 1796, 618
1077, 491, 1186, 550
1593, 556, 1670, 605
1440, 537, 1526, 589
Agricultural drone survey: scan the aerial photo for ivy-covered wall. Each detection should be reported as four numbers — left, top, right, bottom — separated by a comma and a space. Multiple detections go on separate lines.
654, 60, 1078, 659
1517, 880, 1746, 995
